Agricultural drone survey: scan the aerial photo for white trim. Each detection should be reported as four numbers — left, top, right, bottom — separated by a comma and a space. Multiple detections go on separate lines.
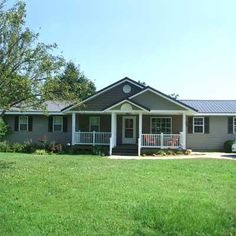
62, 78, 144, 112
129, 88, 197, 112
193, 117, 205, 134
53, 116, 63, 132
19, 116, 29, 131
122, 116, 136, 144
194, 113, 236, 116
150, 117, 172, 134
103, 99, 149, 112
182, 113, 186, 149
111, 112, 117, 147
89, 116, 100, 132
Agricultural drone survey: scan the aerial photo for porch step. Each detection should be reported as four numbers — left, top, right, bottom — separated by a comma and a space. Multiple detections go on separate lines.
112, 145, 138, 156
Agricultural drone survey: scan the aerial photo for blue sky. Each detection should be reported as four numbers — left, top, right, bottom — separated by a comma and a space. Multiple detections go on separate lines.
23, 0, 236, 99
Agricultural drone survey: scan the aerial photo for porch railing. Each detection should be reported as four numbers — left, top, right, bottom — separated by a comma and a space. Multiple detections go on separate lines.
141, 133, 183, 149
74, 131, 111, 145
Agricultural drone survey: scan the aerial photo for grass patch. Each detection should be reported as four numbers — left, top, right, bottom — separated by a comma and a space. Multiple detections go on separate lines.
0, 153, 235, 235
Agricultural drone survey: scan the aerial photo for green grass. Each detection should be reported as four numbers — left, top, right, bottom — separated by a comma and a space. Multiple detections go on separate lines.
0, 153, 235, 236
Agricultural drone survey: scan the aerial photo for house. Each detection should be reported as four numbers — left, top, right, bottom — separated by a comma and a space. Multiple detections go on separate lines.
2, 77, 236, 155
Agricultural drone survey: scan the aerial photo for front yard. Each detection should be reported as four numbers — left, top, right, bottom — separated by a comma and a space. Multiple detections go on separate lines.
0, 153, 235, 235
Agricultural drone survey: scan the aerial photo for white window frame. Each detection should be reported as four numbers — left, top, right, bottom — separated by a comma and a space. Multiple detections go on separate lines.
89, 116, 100, 132
150, 117, 172, 134
234, 117, 236, 133
19, 116, 29, 131
53, 116, 63, 132
193, 117, 205, 134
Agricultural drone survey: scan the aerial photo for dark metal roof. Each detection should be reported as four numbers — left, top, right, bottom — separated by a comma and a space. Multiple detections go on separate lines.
2, 101, 70, 113
181, 100, 236, 113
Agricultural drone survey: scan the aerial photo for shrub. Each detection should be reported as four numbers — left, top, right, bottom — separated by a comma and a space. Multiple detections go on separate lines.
0, 141, 8, 152
34, 149, 47, 155
0, 118, 10, 141
224, 140, 235, 153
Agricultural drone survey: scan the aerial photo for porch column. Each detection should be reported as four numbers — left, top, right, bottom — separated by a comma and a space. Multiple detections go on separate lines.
139, 113, 143, 138
182, 113, 186, 149
72, 112, 76, 145
138, 113, 143, 156
111, 112, 117, 147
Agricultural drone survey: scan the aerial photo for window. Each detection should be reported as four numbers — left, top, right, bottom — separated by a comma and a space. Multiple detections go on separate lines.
193, 117, 204, 133
89, 117, 100, 132
151, 117, 172, 134
234, 117, 236, 133
53, 116, 63, 132
19, 116, 28, 131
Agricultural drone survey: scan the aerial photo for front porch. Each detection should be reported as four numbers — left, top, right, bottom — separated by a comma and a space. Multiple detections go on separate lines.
71, 112, 187, 156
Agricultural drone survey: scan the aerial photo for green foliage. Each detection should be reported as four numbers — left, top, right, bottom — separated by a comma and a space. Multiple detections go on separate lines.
43, 61, 96, 101
64, 145, 108, 156
142, 149, 187, 156
0, 118, 9, 140
0, 154, 235, 235
0, 1, 65, 115
224, 140, 235, 153
34, 149, 48, 155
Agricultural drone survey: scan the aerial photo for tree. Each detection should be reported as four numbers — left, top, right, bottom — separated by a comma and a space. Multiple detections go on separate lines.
43, 61, 96, 101
169, 93, 179, 100
0, 0, 65, 116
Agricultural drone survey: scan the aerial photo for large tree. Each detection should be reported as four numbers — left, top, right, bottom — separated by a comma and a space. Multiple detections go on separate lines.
43, 62, 96, 101
0, 0, 66, 116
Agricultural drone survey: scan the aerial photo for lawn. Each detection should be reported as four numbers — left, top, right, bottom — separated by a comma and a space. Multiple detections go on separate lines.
0, 153, 235, 236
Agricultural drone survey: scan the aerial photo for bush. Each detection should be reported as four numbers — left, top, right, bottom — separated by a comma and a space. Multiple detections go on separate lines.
141, 149, 188, 156
0, 118, 10, 141
224, 140, 235, 153
34, 149, 48, 155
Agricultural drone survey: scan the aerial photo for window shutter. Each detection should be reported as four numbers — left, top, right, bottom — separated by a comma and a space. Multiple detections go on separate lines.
187, 117, 193, 133
28, 116, 33, 132
228, 117, 233, 134
48, 116, 53, 132
14, 116, 19, 131
63, 116, 68, 132
204, 117, 210, 134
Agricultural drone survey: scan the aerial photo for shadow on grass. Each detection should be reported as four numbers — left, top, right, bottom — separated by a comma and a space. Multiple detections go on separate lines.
0, 160, 15, 170
221, 154, 236, 159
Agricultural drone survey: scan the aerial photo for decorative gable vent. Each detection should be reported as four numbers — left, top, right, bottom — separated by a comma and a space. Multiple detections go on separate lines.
121, 103, 133, 111
123, 84, 131, 93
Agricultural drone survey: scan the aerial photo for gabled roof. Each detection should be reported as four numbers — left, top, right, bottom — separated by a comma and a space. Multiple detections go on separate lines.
181, 100, 236, 113
62, 77, 145, 112
103, 99, 150, 112
129, 86, 198, 112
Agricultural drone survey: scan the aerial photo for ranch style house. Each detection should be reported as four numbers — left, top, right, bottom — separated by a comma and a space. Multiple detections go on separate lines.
2, 77, 236, 155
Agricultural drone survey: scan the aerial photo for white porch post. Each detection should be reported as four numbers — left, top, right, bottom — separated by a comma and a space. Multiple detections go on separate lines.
182, 113, 186, 149
72, 112, 76, 145
111, 112, 117, 147
138, 113, 143, 156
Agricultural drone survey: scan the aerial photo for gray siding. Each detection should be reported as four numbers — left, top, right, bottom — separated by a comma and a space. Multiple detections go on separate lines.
186, 116, 235, 151
132, 91, 187, 111
4, 115, 72, 144
72, 81, 143, 111
142, 115, 183, 133
77, 114, 111, 132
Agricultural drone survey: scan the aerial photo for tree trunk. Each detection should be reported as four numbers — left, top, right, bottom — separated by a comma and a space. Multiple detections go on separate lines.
0, 110, 6, 118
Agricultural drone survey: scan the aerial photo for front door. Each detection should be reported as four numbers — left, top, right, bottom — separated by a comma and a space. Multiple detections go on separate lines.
122, 116, 136, 144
